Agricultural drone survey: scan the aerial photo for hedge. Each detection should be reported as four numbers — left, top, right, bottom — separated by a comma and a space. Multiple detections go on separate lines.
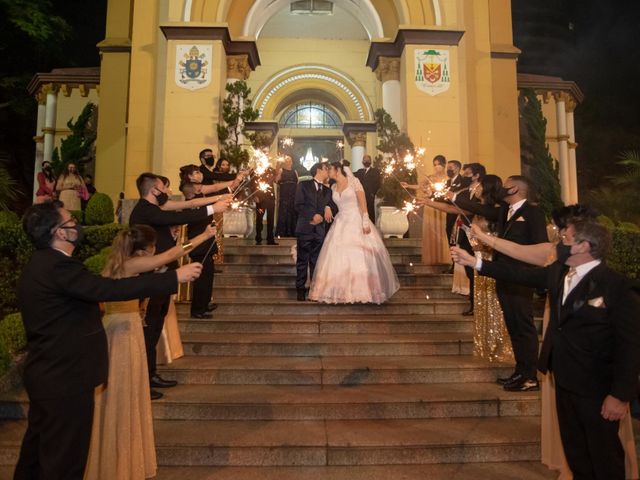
0, 312, 26, 377
85, 193, 115, 226
75, 223, 125, 262
609, 228, 640, 280
84, 247, 112, 275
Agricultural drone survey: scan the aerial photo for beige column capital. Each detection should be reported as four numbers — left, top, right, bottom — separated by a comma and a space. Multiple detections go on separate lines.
375, 56, 401, 82
564, 96, 578, 112
226, 54, 251, 81
41, 83, 60, 96
60, 84, 72, 97
35, 90, 47, 105
78, 84, 91, 97
552, 91, 574, 106
347, 132, 367, 148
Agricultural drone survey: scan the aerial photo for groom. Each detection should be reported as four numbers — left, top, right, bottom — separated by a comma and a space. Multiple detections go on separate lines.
294, 162, 335, 301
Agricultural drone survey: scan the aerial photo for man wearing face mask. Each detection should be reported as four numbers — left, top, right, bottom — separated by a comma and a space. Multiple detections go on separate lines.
451, 218, 640, 480
129, 173, 228, 394
14, 201, 202, 480
198, 148, 217, 185
443, 160, 464, 272
354, 154, 381, 223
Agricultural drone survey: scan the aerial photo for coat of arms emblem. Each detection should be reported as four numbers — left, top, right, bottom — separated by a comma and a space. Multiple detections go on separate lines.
175, 45, 211, 90
415, 49, 451, 96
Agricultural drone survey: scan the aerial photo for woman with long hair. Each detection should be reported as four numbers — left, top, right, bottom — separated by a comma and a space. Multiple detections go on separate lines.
35, 161, 56, 203
179, 164, 245, 196
55, 163, 85, 211
84, 224, 215, 480
308, 160, 400, 304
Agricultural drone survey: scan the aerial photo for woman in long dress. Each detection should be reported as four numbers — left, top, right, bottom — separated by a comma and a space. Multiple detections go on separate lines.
85, 224, 215, 480
35, 161, 56, 204
55, 163, 85, 211
468, 205, 638, 480
275, 155, 299, 237
309, 161, 400, 304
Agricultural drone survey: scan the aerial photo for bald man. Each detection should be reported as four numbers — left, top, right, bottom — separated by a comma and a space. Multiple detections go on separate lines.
355, 154, 381, 223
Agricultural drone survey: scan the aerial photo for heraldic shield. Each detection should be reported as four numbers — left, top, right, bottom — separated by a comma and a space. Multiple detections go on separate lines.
415, 49, 451, 96
175, 45, 212, 91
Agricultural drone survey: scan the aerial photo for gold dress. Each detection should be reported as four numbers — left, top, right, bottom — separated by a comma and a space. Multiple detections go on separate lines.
57, 175, 84, 211
421, 172, 450, 265
85, 300, 156, 480
471, 221, 514, 363
157, 295, 184, 364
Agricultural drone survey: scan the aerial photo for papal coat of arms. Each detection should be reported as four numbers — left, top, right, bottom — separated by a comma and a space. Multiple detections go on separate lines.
175, 45, 211, 90
415, 49, 451, 96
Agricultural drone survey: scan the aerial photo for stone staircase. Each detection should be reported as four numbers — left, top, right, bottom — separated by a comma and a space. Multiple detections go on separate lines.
0, 238, 556, 480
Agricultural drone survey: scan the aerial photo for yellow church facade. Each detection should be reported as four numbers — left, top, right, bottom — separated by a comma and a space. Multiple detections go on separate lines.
28, 0, 583, 228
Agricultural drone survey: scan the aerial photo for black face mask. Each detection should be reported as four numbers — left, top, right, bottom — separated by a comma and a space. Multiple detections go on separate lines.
362, 161, 371, 168
500, 187, 518, 200
460, 176, 472, 188
154, 192, 169, 206
61, 224, 85, 247
446, 169, 455, 178
555, 242, 573, 264
203, 157, 215, 167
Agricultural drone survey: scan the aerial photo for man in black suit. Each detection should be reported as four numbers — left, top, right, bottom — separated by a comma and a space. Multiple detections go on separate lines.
129, 173, 227, 396
294, 162, 335, 301
14, 202, 201, 480
354, 154, 380, 223
452, 218, 640, 480
253, 166, 277, 245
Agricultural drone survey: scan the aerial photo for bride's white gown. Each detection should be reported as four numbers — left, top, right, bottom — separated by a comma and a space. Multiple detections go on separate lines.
309, 175, 400, 304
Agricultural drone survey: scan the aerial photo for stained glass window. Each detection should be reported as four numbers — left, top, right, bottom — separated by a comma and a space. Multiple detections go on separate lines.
280, 102, 342, 129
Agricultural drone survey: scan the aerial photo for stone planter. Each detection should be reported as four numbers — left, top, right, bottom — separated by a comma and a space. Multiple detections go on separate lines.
223, 207, 252, 238
377, 206, 409, 239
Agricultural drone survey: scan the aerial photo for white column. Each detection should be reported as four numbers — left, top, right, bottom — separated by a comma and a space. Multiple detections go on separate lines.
32, 98, 47, 201
351, 145, 365, 171
566, 108, 578, 203
554, 93, 570, 204
376, 57, 403, 130
42, 85, 59, 165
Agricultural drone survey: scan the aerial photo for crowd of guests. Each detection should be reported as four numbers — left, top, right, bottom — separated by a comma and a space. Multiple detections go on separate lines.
35, 161, 96, 210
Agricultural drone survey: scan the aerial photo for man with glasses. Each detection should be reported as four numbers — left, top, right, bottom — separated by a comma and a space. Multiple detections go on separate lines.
14, 201, 202, 480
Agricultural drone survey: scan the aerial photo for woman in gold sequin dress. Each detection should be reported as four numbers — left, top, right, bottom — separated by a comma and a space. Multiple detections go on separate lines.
85, 224, 215, 480
469, 205, 638, 480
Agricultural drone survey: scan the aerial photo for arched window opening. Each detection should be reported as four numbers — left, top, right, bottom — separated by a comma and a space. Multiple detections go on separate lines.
280, 102, 342, 129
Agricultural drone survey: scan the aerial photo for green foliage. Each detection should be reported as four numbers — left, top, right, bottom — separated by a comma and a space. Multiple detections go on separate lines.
0, 312, 26, 356
217, 81, 260, 170
69, 210, 84, 225
597, 215, 615, 230
0, 166, 20, 211
84, 193, 114, 226
372, 108, 417, 208
519, 89, 563, 219
74, 224, 124, 262
0, 223, 33, 317
609, 228, 640, 280
0, 0, 70, 44
84, 247, 111, 275
51, 102, 97, 177
0, 210, 19, 225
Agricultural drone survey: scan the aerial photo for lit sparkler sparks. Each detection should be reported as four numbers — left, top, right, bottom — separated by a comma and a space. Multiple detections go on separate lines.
280, 136, 294, 148
230, 201, 241, 210
402, 200, 418, 216
336, 140, 344, 150
257, 181, 271, 193
416, 147, 426, 156
251, 148, 271, 176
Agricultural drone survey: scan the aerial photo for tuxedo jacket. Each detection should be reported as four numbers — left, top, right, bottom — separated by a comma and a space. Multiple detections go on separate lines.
130, 199, 211, 266
481, 259, 640, 401
18, 248, 178, 400
294, 179, 336, 238
354, 168, 381, 199
495, 201, 548, 265
446, 174, 465, 193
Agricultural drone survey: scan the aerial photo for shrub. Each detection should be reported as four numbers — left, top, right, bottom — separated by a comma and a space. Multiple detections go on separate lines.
0, 313, 26, 356
70, 210, 84, 224
609, 228, 640, 280
85, 193, 114, 226
0, 223, 33, 317
84, 247, 112, 275
0, 341, 9, 376
0, 211, 19, 225
74, 223, 124, 262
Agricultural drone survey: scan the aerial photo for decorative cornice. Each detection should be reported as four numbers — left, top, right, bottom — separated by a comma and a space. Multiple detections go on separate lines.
342, 122, 377, 139
27, 68, 100, 97
367, 28, 465, 71
243, 121, 279, 137
490, 44, 521, 60
375, 56, 401, 82
160, 25, 260, 70
347, 131, 367, 147
226, 54, 251, 81
517, 73, 584, 105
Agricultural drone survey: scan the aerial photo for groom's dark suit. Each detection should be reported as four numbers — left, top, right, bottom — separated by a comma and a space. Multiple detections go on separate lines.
479, 259, 640, 479
294, 179, 336, 292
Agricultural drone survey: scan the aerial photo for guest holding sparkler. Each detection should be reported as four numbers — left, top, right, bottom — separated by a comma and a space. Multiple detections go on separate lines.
253, 166, 278, 245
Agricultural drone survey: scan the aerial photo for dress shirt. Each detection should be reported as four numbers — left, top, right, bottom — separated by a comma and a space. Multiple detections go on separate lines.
507, 199, 527, 221
562, 259, 601, 304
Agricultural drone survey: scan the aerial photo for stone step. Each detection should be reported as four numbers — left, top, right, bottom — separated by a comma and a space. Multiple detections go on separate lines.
0, 416, 543, 467
225, 237, 424, 248
217, 263, 448, 275
178, 314, 473, 335
214, 272, 454, 287
221, 253, 423, 265
156, 355, 512, 386
211, 286, 460, 300
179, 332, 473, 356
154, 463, 556, 480
0, 383, 540, 421
223, 244, 422, 256
176, 299, 468, 316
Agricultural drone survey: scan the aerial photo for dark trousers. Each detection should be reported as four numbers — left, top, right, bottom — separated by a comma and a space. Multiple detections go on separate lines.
14, 390, 94, 480
365, 194, 376, 223
458, 234, 475, 310
496, 280, 538, 379
190, 253, 214, 315
555, 386, 625, 480
296, 235, 323, 290
255, 200, 275, 243
144, 294, 170, 378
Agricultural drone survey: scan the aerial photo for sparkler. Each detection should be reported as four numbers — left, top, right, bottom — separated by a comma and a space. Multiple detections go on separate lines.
280, 136, 294, 148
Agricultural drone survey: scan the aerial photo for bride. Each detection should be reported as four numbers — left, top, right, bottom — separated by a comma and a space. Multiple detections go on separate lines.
309, 161, 400, 304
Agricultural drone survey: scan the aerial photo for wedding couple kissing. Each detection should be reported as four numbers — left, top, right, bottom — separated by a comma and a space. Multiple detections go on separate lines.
294, 160, 400, 304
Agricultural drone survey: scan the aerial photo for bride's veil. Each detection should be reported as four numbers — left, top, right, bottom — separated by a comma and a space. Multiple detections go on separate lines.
342, 160, 364, 192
